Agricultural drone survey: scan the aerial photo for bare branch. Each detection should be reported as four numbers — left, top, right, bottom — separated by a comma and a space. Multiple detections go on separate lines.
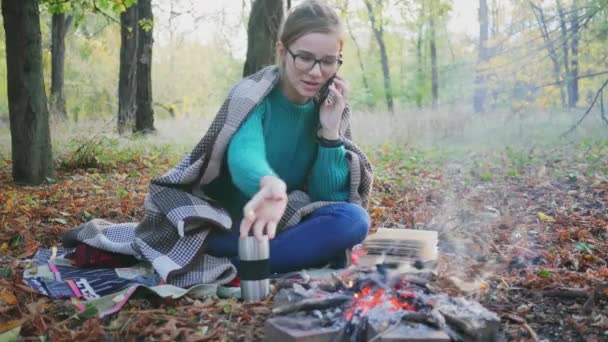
562, 79, 608, 136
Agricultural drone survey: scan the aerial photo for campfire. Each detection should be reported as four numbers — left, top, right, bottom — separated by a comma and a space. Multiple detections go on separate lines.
265, 245, 501, 341
266, 266, 500, 341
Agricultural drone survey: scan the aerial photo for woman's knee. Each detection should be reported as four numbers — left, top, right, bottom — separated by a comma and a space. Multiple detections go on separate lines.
332, 203, 371, 243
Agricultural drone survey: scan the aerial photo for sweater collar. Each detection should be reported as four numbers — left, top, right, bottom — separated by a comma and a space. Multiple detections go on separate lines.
269, 86, 315, 115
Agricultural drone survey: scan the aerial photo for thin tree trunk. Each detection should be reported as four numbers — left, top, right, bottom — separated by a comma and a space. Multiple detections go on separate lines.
473, 0, 489, 113
340, 4, 372, 108
364, 0, 394, 113
556, 0, 574, 108
243, 0, 283, 77
429, 0, 439, 109
135, 0, 155, 133
415, 1, 425, 109
2, 0, 54, 185
491, 0, 499, 36
50, 13, 72, 120
118, 5, 138, 135
529, 1, 566, 107
570, 0, 580, 106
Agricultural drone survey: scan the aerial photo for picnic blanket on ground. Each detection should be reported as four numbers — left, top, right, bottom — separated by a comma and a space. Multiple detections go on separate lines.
61, 65, 374, 288
23, 248, 221, 318
23, 248, 347, 318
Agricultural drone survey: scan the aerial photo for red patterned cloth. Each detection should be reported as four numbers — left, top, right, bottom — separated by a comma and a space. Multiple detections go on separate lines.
71, 243, 138, 268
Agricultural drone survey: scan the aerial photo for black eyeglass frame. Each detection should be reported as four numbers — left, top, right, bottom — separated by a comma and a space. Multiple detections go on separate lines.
286, 47, 343, 73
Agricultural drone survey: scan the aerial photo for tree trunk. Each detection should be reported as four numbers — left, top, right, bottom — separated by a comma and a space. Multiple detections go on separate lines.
243, 0, 283, 77
364, 0, 394, 113
340, 3, 373, 108
529, 1, 565, 107
135, 0, 155, 133
429, 0, 439, 109
473, 0, 489, 113
118, 5, 138, 135
569, 0, 580, 106
415, 1, 424, 109
2, 0, 54, 185
50, 13, 72, 120
490, 0, 499, 36
556, 0, 574, 108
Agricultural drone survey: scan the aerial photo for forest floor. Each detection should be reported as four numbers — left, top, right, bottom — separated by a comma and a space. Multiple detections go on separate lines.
0, 134, 607, 341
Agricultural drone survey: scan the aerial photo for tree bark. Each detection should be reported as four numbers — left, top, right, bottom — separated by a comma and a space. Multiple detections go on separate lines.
135, 0, 155, 133
529, 1, 566, 107
118, 5, 138, 135
556, 0, 574, 108
415, 1, 424, 109
243, 0, 283, 77
2, 0, 54, 185
339, 2, 372, 108
473, 0, 489, 113
429, 0, 439, 109
569, 0, 580, 106
50, 13, 72, 120
364, 0, 394, 113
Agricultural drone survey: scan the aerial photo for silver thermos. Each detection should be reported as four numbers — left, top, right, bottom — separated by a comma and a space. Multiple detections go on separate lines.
238, 235, 270, 302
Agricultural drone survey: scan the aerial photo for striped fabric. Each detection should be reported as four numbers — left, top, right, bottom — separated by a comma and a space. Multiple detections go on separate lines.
62, 66, 374, 288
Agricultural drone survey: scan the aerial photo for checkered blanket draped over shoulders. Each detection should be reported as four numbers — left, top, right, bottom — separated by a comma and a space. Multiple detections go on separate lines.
62, 66, 374, 288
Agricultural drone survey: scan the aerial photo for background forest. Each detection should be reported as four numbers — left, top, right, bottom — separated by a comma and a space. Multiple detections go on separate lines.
1, 0, 607, 164
0, 0, 607, 341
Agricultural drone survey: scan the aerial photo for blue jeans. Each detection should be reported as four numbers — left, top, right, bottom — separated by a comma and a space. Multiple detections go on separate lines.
205, 203, 371, 274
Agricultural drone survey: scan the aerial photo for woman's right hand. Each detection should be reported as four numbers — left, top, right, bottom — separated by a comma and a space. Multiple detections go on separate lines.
240, 175, 288, 240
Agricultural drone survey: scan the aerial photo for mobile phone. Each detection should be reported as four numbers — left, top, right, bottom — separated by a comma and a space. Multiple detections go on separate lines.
315, 74, 337, 105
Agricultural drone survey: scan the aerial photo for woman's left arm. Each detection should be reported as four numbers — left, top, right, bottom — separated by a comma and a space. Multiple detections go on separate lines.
308, 144, 350, 202
308, 77, 351, 202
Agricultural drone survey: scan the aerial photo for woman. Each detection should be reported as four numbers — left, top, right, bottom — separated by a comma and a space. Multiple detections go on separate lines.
203, 0, 372, 274
62, 0, 373, 288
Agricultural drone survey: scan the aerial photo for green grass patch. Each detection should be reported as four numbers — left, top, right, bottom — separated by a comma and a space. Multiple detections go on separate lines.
56, 135, 185, 173
367, 143, 449, 187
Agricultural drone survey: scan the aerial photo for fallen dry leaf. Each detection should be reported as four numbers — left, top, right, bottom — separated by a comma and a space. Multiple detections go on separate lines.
537, 212, 556, 223
17, 240, 41, 259
0, 288, 18, 305
0, 320, 22, 334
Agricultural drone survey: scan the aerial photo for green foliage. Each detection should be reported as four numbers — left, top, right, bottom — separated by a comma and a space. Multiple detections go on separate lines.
42, 0, 138, 29
577, 138, 608, 175
537, 269, 553, 278
2, 0, 608, 128
0, 267, 12, 278
138, 18, 153, 32
43, 0, 137, 14
59, 136, 121, 170
504, 146, 533, 177
479, 171, 494, 181
54, 128, 185, 173
573, 241, 593, 255
370, 144, 447, 186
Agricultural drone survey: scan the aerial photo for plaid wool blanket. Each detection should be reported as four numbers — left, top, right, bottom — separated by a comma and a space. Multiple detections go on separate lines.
62, 66, 374, 288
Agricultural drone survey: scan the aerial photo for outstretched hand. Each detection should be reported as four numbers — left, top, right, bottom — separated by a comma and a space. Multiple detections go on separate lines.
240, 176, 288, 241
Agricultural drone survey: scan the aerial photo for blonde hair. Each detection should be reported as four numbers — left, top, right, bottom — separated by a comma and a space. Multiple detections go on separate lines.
276, 0, 344, 66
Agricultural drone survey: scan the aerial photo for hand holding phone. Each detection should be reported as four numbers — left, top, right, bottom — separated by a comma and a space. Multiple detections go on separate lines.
317, 75, 348, 140
316, 74, 337, 106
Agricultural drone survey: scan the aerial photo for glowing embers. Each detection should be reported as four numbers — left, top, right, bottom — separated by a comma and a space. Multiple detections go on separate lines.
265, 266, 501, 341
345, 284, 417, 321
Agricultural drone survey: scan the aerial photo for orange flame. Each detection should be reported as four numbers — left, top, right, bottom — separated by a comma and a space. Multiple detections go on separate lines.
344, 285, 416, 320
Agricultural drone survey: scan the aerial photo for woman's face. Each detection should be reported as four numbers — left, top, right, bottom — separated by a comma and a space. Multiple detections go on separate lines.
278, 32, 342, 103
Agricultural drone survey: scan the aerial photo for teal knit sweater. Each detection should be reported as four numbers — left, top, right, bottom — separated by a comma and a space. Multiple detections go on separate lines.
205, 86, 350, 219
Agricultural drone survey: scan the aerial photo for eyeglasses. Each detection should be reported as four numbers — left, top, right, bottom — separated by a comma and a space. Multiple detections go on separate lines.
286, 47, 343, 74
